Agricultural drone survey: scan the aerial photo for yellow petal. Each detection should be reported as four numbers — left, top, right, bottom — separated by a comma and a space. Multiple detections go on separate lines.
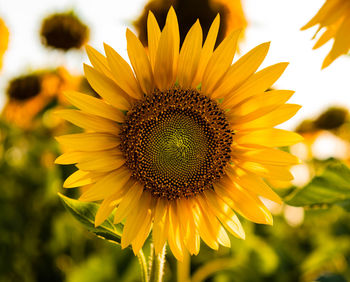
55, 151, 83, 165
229, 90, 294, 118
235, 128, 303, 148
95, 195, 118, 227
121, 192, 151, 249
177, 199, 200, 255
233, 148, 300, 166
234, 104, 301, 131
104, 43, 143, 99
313, 28, 335, 50
56, 132, 119, 151
222, 62, 289, 109
153, 7, 180, 90
147, 11, 161, 71
204, 190, 245, 239
228, 91, 295, 125
76, 153, 125, 172
217, 226, 231, 248
56, 109, 119, 134
126, 29, 154, 95
211, 42, 270, 99
110, 178, 136, 207
225, 166, 282, 204
114, 181, 143, 224
165, 6, 180, 74
79, 167, 131, 201
86, 45, 115, 81
301, 0, 341, 30
238, 161, 294, 181
215, 176, 273, 225
55, 148, 122, 165
322, 16, 350, 69
153, 24, 175, 90
192, 14, 220, 88
132, 199, 153, 254
167, 202, 184, 261
197, 196, 231, 248
201, 29, 241, 96
193, 199, 219, 250
177, 20, 202, 88
153, 199, 169, 254
63, 170, 94, 188
318, 4, 347, 29
84, 64, 130, 110
63, 91, 124, 123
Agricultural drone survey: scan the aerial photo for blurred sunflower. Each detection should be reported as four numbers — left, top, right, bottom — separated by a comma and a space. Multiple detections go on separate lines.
302, 0, 350, 68
295, 107, 349, 160
0, 18, 9, 70
40, 11, 89, 51
56, 8, 302, 260
134, 0, 247, 47
2, 67, 82, 128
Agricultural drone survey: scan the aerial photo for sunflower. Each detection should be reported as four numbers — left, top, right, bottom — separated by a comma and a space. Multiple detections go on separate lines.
301, 0, 350, 68
56, 8, 302, 260
0, 17, 9, 70
2, 67, 82, 128
40, 11, 89, 51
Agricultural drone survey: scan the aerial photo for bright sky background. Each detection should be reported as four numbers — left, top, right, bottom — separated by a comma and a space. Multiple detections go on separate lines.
1, 0, 350, 130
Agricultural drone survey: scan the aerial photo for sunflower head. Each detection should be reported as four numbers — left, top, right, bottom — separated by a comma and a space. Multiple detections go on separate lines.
2, 68, 82, 129
7, 74, 42, 101
40, 11, 89, 51
119, 87, 233, 200
314, 107, 348, 130
56, 7, 302, 261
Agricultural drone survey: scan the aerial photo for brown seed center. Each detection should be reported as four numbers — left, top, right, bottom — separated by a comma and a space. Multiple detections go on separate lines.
119, 88, 233, 200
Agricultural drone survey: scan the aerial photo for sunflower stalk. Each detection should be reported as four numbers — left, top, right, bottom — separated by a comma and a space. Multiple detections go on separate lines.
177, 251, 190, 282
137, 249, 149, 282
149, 244, 167, 282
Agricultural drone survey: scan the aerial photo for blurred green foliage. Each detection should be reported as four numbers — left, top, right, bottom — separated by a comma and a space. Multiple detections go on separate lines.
0, 120, 139, 282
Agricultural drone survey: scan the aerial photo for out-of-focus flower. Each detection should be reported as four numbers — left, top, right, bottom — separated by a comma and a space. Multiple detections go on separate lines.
301, 0, 350, 68
314, 107, 348, 130
56, 8, 301, 261
294, 107, 350, 162
0, 18, 9, 70
2, 67, 82, 128
134, 0, 247, 47
40, 12, 89, 51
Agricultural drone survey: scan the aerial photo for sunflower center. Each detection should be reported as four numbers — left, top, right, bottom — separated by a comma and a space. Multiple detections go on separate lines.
119, 88, 233, 200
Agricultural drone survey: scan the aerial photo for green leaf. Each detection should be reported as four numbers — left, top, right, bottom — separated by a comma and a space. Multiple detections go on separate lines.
315, 273, 347, 282
58, 193, 123, 244
286, 162, 350, 207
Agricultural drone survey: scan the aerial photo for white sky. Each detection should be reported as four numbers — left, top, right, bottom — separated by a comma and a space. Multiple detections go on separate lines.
1, 0, 349, 130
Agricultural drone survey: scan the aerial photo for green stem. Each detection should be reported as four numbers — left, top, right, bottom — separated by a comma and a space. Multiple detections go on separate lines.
191, 258, 237, 282
148, 243, 155, 280
177, 251, 190, 282
149, 244, 167, 282
137, 249, 149, 282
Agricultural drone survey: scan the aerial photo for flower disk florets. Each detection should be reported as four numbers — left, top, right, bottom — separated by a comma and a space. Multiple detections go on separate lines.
120, 88, 233, 200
